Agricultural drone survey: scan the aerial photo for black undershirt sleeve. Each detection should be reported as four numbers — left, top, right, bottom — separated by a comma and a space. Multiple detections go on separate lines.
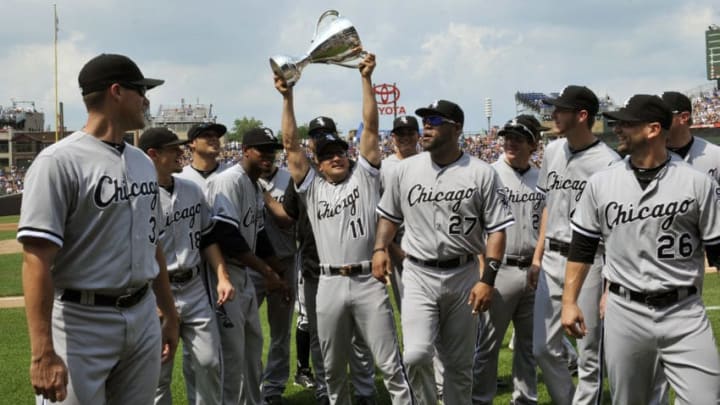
706, 244, 720, 269
208, 221, 251, 259
567, 230, 601, 264
255, 228, 276, 259
282, 178, 300, 221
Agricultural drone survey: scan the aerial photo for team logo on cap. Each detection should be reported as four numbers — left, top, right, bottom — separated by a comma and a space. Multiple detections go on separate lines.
316, 117, 325, 127
430, 100, 439, 108
264, 128, 276, 140
401, 117, 408, 124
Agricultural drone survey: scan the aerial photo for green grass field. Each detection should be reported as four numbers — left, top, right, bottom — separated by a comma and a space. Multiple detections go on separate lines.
1, 276, 719, 404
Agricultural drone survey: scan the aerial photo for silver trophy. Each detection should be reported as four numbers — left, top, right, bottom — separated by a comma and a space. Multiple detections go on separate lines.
270, 10, 367, 84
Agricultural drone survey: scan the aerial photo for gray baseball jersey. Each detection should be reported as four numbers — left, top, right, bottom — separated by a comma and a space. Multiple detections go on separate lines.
18, 131, 162, 290
672, 136, 720, 184
297, 157, 380, 265
177, 161, 231, 196
377, 152, 515, 259
380, 154, 401, 191
206, 164, 264, 257
158, 177, 214, 272
259, 168, 296, 259
492, 156, 545, 258
571, 154, 720, 291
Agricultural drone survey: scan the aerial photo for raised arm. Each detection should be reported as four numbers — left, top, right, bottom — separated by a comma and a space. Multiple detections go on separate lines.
358, 53, 380, 166
275, 76, 310, 185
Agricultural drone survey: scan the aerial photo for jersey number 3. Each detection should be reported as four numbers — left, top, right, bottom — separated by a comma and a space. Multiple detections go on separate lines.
657, 233, 693, 259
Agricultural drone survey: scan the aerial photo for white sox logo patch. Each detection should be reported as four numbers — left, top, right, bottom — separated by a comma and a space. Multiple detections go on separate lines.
407, 184, 476, 212
604, 199, 695, 230
317, 186, 360, 220
94, 175, 158, 209
546, 170, 587, 201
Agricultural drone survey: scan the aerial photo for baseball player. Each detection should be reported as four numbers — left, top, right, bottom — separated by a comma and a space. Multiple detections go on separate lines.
530, 85, 620, 405
472, 115, 546, 404
206, 126, 288, 404
380, 115, 420, 313
275, 53, 414, 405
264, 129, 380, 405
662, 91, 720, 184
374, 99, 514, 404
18, 53, 179, 404
177, 122, 232, 193
562, 94, 720, 404
175, 121, 231, 405
138, 128, 235, 405
253, 155, 297, 404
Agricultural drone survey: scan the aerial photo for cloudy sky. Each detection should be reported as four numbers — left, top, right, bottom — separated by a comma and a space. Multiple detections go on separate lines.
1, 0, 718, 134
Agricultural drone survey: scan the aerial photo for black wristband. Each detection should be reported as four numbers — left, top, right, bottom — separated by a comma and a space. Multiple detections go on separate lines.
372, 247, 387, 254
480, 258, 501, 286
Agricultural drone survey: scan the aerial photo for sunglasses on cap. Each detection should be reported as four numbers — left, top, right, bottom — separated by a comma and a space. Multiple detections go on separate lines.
422, 116, 457, 127
119, 82, 147, 97
317, 150, 348, 161
503, 122, 535, 139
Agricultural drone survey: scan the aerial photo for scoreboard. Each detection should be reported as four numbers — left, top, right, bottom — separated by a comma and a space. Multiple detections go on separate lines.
707, 27, 720, 81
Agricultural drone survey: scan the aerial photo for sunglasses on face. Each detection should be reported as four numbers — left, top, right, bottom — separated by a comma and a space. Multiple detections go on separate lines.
422, 116, 457, 127
317, 150, 348, 161
119, 83, 147, 97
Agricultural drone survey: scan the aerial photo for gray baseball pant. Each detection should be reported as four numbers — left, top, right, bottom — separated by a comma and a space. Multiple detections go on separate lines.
155, 274, 222, 405
402, 259, 479, 405
214, 267, 263, 405
604, 292, 720, 404
533, 248, 602, 405
473, 264, 537, 404
302, 273, 377, 400
316, 272, 413, 405
249, 256, 297, 398
40, 289, 161, 405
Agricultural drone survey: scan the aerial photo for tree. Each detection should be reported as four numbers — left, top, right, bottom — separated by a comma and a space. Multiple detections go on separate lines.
276, 124, 309, 144
228, 116, 264, 142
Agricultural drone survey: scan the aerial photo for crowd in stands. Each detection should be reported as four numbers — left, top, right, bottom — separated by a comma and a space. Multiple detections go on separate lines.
692, 88, 720, 126
0, 167, 26, 195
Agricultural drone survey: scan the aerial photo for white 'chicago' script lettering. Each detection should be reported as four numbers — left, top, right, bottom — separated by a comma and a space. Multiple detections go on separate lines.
604, 199, 695, 231
407, 184, 476, 212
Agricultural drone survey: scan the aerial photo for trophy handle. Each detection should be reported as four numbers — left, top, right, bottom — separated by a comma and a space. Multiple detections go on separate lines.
313, 10, 340, 41
331, 50, 369, 68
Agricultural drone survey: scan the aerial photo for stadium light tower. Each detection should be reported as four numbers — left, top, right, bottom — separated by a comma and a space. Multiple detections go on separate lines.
484, 98, 492, 133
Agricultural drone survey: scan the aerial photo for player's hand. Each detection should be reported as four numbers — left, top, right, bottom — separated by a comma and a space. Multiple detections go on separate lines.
599, 289, 608, 320
274, 74, 293, 96
527, 264, 541, 290
358, 51, 376, 78
264, 270, 286, 293
30, 351, 68, 402
160, 312, 180, 364
468, 281, 494, 314
371, 249, 391, 284
216, 277, 235, 306
561, 303, 587, 338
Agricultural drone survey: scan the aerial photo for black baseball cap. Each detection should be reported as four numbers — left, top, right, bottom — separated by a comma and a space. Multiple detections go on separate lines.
392, 115, 419, 133
242, 127, 283, 150
661, 91, 692, 114
498, 114, 549, 143
314, 133, 349, 156
603, 94, 673, 130
415, 100, 464, 124
138, 127, 188, 152
308, 116, 338, 136
543, 85, 599, 116
78, 54, 164, 96
187, 123, 227, 141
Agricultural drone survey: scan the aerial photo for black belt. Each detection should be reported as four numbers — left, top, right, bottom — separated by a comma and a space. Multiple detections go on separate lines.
168, 266, 200, 284
61, 284, 149, 308
407, 254, 474, 269
320, 263, 370, 277
505, 257, 532, 267
608, 282, 697, 308
547, 238, 570, 257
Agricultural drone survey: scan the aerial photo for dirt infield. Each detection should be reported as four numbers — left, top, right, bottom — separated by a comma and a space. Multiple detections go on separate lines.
0, 239, 21, 255
0, 223, 17, 232
0, 296, 24, 308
